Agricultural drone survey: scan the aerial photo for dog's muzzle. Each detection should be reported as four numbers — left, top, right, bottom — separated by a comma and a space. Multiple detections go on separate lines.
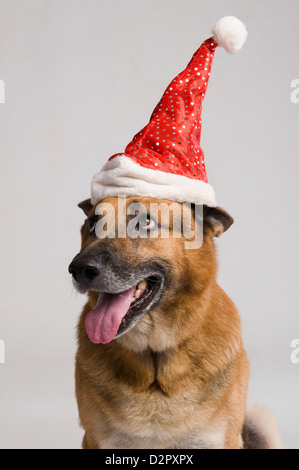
68, 250, 168, 344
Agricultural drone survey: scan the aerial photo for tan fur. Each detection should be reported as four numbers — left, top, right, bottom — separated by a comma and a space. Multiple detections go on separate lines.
74, 197, 250, 449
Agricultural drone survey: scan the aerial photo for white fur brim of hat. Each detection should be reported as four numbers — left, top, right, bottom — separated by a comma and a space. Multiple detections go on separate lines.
91, 155, 217, 206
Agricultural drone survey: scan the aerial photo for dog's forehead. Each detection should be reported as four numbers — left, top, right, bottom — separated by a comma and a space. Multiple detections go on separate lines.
94, 196, 190, 214
95, 196, 181, 208
93, 196, 193, 229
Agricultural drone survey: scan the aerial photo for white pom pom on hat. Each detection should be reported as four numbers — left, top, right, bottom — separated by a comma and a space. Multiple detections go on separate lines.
212, 16, 247, 54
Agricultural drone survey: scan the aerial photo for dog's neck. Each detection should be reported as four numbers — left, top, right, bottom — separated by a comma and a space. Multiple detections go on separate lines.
116, 277, 216, 354
102, 278, 241, 397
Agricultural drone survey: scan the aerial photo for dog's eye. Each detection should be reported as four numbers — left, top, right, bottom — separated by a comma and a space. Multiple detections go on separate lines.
87, 217, 98, 233
138, 214, 157, 231
88, 221, 96, 232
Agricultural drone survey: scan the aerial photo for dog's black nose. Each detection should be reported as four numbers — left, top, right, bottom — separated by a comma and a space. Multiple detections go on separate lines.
68, 257, 100, 283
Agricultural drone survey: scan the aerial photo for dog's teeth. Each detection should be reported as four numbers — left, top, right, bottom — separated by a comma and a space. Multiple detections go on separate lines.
130, 281, 147, 306
135, 289, 142, 299
137, 280, 147, 290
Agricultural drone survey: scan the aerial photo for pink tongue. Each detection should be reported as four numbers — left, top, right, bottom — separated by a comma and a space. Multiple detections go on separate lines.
85, 286, 136, 344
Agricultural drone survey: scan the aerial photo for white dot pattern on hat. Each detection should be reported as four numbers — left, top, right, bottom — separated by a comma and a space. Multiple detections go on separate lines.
109, 37, 217, 183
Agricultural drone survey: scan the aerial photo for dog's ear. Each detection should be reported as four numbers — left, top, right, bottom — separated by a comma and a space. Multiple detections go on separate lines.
78, 198, 93, 216
203, 206, 234, 237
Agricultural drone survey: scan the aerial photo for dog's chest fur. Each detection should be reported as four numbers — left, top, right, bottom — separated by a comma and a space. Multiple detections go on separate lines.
96, 387, 225, 449
78, 346, 227, 449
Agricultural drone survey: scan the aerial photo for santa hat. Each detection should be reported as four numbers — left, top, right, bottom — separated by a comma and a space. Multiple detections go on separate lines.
91, 16, 247, 207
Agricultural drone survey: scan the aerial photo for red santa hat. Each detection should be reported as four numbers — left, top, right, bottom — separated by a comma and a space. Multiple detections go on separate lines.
91, 16, 247, 207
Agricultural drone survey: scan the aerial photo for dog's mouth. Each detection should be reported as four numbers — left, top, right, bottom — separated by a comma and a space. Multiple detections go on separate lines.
84, 276, 162, 344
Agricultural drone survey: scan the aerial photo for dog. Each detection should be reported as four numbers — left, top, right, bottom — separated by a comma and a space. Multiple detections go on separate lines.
69, 196, 282, 449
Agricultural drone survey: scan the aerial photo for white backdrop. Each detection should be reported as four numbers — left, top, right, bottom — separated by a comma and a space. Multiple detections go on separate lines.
0, 0, 298, 448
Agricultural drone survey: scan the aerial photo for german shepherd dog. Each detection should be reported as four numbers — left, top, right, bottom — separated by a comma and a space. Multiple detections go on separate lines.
69, 196, 282, 449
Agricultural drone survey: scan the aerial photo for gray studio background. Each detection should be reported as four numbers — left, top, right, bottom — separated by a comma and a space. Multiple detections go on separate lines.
0, 0, 298, 448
